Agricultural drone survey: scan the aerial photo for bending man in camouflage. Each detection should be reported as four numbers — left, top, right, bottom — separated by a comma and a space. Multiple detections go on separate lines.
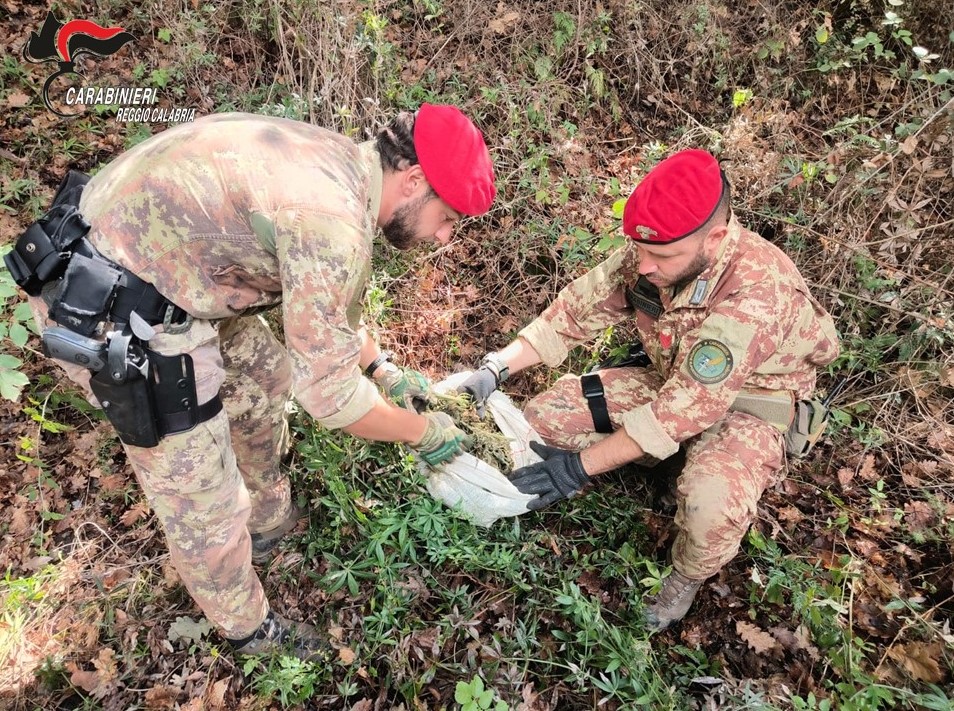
459, 150, 838, 631
19, 105, 495, 658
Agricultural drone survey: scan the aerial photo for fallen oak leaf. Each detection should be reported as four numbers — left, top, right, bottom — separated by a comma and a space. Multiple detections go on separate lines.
489, 10, 521, 34
338, 646, 356, 665
120, 501, 151, 527
736, 620, 780, 654
67, 648, 121, 700
886, 641, 945, 683
206, 678, 230, 710
7, 91, 30, 108
168, 616, 213, 645
67, 662, 102, 695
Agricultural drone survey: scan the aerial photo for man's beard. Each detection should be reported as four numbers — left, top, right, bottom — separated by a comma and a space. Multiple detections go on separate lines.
673, 250, 711, 290
651, 249, 711, 291
382, 193, 432, 250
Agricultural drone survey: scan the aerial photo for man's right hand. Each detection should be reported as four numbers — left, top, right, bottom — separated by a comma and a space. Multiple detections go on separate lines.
409, 412, 472, 467
457, 353, 508, 416
457, 367, 498, 416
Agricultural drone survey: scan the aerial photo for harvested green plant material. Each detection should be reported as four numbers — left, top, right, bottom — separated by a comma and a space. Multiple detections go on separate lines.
429, 391, 515, 473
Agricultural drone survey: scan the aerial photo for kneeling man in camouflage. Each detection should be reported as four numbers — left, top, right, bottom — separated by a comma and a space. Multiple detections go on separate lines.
459, 149, 839, 631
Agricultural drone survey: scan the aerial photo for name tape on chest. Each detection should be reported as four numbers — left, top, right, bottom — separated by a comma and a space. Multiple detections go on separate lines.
625, 275, 664, 318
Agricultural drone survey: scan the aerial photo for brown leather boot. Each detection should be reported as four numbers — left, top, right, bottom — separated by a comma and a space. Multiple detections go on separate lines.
227, 611, 331, 662
250, 503, 306, 563
643, 570, 705, 632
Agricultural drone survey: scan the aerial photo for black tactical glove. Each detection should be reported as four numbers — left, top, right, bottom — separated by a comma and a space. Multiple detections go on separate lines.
457, 353, 508, 417
509, 441, 591, 510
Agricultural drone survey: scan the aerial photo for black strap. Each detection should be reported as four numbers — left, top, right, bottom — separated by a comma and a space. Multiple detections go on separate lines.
364, 351, 394, 378
162, 394, 223, 435
581, 373, 613, 434
110, 267, 188, 328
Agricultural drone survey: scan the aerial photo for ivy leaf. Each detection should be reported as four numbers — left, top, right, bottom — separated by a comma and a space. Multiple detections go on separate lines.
0, 366, 30, 402
9, 322, 29, 348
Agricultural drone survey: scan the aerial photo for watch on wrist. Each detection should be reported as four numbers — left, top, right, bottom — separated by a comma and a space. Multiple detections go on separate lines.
481, 352, 510, 384
365, 351, 395, 379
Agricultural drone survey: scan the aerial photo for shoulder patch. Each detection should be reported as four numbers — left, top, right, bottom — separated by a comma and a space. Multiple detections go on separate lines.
687, 339, 733, 384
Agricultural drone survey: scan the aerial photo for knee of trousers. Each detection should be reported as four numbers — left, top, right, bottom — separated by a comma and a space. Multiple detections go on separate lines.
673, 471, 764, 577
128, 412, 251, 546
523, 376, 591, 448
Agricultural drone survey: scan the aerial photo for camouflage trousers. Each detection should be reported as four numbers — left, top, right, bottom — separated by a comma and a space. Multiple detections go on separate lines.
32, 299, 293, 639
523, 367, 785, 580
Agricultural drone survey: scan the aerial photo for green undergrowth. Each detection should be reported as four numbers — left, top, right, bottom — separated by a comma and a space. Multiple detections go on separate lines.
277, 417, 695, 709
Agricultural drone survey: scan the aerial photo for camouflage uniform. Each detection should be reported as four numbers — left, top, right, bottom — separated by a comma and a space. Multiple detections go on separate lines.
33, 113, 393, 638
519, 218, 839, 579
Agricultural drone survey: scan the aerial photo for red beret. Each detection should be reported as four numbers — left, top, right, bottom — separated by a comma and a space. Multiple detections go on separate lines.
623, 149, 725, 243
413, 103, 495, 216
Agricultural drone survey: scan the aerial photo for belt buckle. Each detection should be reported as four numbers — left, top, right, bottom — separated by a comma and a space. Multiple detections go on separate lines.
162, 304, 193, 335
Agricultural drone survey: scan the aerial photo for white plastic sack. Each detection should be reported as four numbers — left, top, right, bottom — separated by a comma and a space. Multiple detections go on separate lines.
424, 372, 544, 527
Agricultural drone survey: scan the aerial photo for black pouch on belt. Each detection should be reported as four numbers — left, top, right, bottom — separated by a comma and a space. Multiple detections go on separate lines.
3, 171, 92, 296
48, 253, 122, 336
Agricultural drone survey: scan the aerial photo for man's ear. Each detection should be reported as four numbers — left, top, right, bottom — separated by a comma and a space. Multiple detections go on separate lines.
401, 164, 428, 197
703, 224, 728, 256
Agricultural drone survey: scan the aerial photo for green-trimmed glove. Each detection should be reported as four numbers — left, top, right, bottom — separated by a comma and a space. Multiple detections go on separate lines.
410, 412, 472, 467
377, 363, 432, 413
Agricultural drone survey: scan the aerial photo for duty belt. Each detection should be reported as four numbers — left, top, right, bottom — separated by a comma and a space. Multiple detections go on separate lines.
4, 170, 191, 335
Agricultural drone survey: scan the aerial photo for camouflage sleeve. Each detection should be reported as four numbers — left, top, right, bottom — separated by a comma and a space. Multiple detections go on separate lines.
519, 247, 633, 367
276, 208, 382, 429
620, 284, 790, 459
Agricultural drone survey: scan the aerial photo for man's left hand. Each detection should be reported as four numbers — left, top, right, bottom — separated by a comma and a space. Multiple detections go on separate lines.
509, 441, 591, 510
378, 365, 432, 412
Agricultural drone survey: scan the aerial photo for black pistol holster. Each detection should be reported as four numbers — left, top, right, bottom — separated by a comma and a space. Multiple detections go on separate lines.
11, 171, 221, 448
87, 330, 218, 448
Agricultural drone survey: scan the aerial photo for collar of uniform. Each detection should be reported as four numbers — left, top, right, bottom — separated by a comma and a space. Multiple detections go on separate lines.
359, 140, 383, 225
668, 215, 742, 310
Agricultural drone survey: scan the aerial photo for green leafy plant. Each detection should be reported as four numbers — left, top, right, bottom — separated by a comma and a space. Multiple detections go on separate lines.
0, 247, 36, 401
455, 676, 508, 711
248, 655, 325, 707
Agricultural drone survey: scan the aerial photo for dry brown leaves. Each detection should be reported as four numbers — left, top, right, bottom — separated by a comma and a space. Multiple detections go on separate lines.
736, 620, 780, 654
489, 3, 521, 34
878, 641, 949, 684
67, 647, 121, 700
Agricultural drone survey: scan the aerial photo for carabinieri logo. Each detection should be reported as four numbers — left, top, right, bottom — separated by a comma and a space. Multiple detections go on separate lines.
23, 11, 135, 117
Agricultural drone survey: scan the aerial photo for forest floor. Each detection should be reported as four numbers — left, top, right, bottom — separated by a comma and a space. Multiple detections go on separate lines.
1, 1, 952, 709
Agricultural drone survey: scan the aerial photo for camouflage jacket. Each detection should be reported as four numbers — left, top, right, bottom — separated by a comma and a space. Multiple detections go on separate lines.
80, 113, 385, 429
519, 218, 841, 458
